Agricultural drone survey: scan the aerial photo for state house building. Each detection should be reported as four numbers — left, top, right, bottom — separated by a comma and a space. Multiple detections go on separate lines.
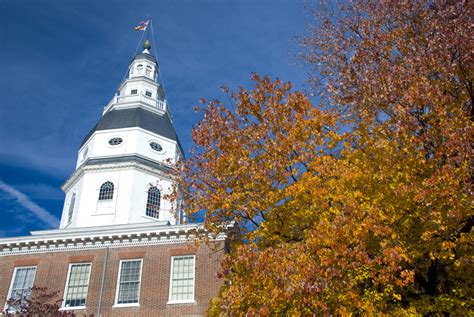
0, 40, 227, 316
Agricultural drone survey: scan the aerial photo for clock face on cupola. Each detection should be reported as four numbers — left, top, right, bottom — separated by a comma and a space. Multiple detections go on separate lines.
60, 40, 184, 230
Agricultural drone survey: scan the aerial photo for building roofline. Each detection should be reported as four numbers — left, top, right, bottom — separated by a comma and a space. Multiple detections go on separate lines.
31, 221, 172, 236
62, 153, 176, 191
0, 222, 201, 245
132, 52, 157, 64
0, 222, 230, 257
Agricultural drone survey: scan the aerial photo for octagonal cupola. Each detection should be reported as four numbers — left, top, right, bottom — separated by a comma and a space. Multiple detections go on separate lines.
104, 40, 167, 115
129, 40, 158, 81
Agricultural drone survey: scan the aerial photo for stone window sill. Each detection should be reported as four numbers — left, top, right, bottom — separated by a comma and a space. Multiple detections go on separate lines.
167, 300, 196, 305
59, 306, 86, 311
113, 303, 140, 308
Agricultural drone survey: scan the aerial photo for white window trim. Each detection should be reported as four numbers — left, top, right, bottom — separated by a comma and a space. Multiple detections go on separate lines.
167, 255, 196, 305
4, 266, 37, 312
97, 181, 115, 201
67, 193, 76, 225
113, 259, 143, 308
106, 136, 125, 148
142, 215, 163, 222
95, 180, 118, 216
148, 140, 167, 155
144, 186, 161, 220
61, 262, 92, 310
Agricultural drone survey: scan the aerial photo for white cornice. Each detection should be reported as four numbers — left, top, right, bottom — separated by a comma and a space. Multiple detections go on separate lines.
0, 222, 227, 257
30, 221, 175, 237
62, 154, 176, 191
117, 76, 158, 92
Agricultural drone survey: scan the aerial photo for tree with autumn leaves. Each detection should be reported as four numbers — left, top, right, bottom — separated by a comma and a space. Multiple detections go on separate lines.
3, 286, 77, 316
174, 1, 472, 315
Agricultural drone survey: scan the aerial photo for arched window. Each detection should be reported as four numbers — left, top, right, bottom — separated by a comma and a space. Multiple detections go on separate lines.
146, 186, 161, 218
136, 64, 143, 75
98, 181, 114, 201
67, 193, 76, 224
145, 65, 152, 77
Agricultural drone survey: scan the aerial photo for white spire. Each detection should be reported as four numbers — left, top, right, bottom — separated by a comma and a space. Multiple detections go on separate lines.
59, 36, 184, 230
101, 39, 167, 116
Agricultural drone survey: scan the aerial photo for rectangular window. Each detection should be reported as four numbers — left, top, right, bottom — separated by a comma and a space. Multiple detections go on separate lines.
63, 263, 91, 309
6, 267, 36, 311
115, 259, 142, 306
131, 89, 138, 95
145, 91, 152, 97
169, 255, 195, 303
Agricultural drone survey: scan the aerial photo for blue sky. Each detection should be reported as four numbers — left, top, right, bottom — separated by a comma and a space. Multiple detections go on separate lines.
0, 0, 312, 237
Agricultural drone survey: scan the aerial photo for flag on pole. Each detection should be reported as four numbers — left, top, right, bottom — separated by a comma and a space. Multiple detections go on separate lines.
134, 20, 149, 31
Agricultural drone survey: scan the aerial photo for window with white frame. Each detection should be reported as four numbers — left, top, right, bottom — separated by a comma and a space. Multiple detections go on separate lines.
169, 255, 195, 302
145, 186, 160, 219
115, 259, 142, 305
67, 193, 76, 224
98, 181, 114, 201
63, 263, 91, 309
6, 267, 36, 311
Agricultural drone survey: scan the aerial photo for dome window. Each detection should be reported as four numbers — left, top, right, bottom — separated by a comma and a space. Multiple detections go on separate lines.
145, 91, 152, 98
108, 137, 123, 146
131, 89, 138, 95
145, 66, 152, 77
149, 141, 163, 152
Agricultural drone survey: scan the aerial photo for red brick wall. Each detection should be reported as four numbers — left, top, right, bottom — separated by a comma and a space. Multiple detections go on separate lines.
0, 242, 225, 317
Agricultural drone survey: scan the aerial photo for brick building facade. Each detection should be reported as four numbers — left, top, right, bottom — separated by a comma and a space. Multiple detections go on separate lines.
0, 223, 226, 316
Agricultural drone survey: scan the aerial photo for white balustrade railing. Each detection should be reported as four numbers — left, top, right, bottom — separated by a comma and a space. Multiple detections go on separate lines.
105, 93, 167, 113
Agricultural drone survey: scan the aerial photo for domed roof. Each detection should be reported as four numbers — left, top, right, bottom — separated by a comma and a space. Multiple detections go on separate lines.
81, 108, 183, 154
133, 52, 157, 63
132, 40, 157, 63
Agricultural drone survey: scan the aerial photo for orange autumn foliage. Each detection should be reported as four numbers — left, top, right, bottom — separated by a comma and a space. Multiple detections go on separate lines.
174, 0, 472, 315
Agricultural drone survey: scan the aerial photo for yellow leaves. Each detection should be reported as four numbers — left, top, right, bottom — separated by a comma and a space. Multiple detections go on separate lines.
187, 3, 473, 312
441, 241, 456, 251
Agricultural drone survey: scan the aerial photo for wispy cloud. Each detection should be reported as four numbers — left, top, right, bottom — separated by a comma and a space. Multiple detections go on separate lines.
0, 226, 26, 238
0, 181, 60, 228
17, 183, 64, 201
0, 137, 75, 179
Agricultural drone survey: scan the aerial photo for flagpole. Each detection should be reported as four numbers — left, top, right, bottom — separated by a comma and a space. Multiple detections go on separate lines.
133, 28, 147, 57
116, 25, 147, 94
149, 18, 167, 101
146, 17, 150, 41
